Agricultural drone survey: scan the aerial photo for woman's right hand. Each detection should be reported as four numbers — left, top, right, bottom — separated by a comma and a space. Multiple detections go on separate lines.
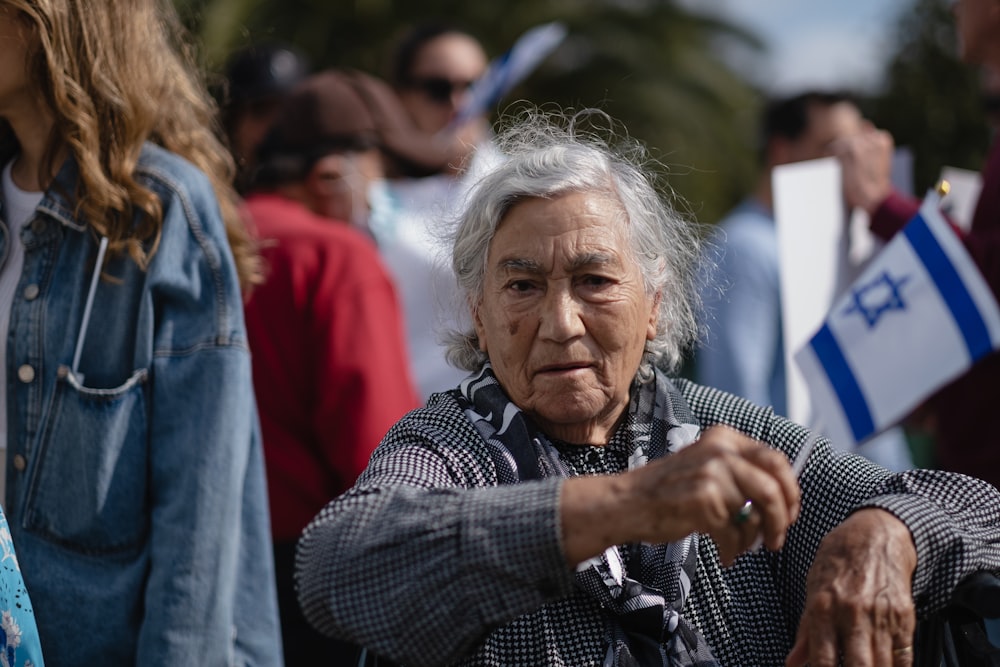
560, 425, 801, 566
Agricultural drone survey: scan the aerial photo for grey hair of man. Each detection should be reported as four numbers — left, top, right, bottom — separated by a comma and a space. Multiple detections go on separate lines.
445, 111, 705, 380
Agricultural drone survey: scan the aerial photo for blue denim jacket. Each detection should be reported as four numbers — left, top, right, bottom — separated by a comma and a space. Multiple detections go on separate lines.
0, 144, 282, 665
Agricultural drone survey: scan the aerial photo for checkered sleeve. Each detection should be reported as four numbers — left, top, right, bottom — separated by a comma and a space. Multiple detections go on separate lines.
677, 378, 1000, 620
297, 378, 1000, 667
856, 470, 1000, 612
295, 394, 577, 667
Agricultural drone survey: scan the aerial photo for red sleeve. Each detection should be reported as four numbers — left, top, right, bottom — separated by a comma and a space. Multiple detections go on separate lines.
869, 190, 922, 241
310, 239, 420, 489
961, 227, 1000, 301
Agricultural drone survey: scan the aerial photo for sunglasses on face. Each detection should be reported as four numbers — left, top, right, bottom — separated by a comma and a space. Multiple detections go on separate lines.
408, 76, 476, 104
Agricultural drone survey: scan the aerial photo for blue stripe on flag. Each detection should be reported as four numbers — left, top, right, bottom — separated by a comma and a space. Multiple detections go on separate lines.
904, 215, 993, 360
810, 324, 875, 443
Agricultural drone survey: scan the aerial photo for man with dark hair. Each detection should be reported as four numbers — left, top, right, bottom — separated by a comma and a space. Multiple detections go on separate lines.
761, 91, 857, 153
696, 90, 913, 470
243, 69, 440, 665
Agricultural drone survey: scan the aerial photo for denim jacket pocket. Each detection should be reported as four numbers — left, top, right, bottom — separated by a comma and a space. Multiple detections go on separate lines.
23, 365, 150, 555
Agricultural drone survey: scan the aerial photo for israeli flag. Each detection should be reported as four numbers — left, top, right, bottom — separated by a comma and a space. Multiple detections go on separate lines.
794, 191, 1000, 448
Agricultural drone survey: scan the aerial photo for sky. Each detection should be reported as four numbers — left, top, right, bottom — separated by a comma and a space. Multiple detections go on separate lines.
680, 0, 916, 95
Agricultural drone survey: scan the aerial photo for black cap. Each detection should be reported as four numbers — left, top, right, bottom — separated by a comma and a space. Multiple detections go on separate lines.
225, 43, 309, 105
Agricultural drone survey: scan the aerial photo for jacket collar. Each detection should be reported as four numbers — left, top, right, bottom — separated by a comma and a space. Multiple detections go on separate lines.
34, 153, 88, 232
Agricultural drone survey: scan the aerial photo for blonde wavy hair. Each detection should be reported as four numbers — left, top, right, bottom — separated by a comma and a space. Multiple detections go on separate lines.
0, 0, 261, 291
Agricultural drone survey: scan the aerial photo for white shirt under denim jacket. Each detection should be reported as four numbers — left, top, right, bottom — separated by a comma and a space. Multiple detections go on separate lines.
0, 144, 282, 665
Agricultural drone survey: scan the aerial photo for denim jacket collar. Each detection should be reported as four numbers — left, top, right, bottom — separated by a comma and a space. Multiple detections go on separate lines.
33, 154, 88, 233
0, 152, 91, 234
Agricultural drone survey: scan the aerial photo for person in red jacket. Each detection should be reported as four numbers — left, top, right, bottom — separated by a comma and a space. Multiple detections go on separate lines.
837, 0, 1000, 488
243, 69, 446, 665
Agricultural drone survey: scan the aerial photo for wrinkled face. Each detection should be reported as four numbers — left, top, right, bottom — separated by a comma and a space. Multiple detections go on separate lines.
398, 32, 487, 135
953, 0, 1000, 66
473, 191, 660, 445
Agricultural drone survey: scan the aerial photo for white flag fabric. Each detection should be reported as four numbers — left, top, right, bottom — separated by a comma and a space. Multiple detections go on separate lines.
794, 192, 1000, 448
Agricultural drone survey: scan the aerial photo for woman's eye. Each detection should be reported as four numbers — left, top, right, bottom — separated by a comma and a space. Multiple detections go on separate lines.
508, 280, 535, 293
581, 275, 612, 287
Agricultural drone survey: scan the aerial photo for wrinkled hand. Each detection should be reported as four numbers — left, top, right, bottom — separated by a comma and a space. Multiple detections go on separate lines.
561, 425, 801, 566
833, 127, 895, 214
786, 509, 917, 667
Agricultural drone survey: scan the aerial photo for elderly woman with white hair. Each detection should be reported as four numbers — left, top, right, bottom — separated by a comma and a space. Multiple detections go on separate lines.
296, 112, 1000, 667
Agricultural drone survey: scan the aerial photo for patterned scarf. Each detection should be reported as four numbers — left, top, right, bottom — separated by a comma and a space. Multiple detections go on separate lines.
455, 363, 720, 667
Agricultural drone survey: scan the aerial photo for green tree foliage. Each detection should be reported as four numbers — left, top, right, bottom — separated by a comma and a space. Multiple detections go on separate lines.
868, 0, 990, 194
177, 0, 764, 225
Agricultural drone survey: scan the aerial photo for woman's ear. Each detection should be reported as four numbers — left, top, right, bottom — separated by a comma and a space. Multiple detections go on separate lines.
471, 297, 488, 353
646, 290, 661, 341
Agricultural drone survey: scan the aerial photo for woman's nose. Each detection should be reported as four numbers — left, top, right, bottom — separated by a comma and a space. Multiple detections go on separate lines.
539, 290, 586, 342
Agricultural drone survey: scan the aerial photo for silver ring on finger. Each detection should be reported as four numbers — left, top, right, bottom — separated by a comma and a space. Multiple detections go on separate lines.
732, 499, 754, 526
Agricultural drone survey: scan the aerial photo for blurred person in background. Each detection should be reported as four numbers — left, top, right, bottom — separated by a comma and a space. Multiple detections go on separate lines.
838, 0, 1000, 489
391, 21, 490, 175
244, 68, 434, 665
697, 90, 914, 471
0, 0, 281, 663
386, 21, 502, 215
221, 41, 309, 193
376, 22, 507, 400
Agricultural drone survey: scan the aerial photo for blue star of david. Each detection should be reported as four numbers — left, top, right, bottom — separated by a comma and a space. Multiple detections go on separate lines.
842, 270, 911, 329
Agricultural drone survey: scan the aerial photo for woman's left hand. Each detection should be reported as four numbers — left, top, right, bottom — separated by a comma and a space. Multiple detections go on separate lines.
786, 508, 917, 667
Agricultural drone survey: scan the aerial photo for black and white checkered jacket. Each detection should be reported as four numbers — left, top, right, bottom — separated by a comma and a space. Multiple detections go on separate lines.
296, 376, 1000, 667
